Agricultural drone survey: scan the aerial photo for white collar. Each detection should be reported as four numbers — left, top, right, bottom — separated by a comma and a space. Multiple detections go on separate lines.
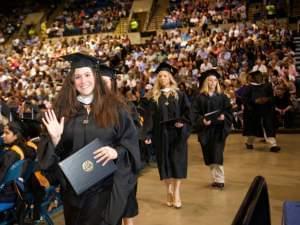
77, 94, 94, 105
161, 88, 171, 92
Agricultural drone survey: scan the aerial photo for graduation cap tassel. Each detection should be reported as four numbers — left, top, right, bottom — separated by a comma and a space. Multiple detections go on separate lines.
0, 104, 2, 121
9, 112, 13, 122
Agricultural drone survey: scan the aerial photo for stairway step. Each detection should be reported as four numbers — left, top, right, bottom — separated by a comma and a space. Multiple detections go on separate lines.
294, 37, 300, 40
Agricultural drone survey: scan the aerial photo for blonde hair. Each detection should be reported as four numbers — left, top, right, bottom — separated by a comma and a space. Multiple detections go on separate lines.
152, 71, 179, 103
200, 76, 222, 95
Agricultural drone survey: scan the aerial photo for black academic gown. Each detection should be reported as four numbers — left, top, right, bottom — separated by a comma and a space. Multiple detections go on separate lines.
146, 91, 191, 180
242, 83, 276, 137
191, 93, 233, 166
122, 101, 140, 218
37, 106, 141, 225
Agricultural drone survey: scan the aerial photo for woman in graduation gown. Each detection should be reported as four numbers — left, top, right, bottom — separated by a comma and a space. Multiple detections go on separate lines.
191, 69, 233, 189
144, 62, 192, 208
37, 53, 141, 225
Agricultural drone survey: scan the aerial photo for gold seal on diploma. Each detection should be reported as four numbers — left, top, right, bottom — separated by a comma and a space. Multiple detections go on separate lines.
82, 160, 94, 172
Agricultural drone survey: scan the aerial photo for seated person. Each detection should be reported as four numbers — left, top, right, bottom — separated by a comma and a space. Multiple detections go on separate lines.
0, 120, 46, 223
274, 87, 295, 128
0, 120, 36, 202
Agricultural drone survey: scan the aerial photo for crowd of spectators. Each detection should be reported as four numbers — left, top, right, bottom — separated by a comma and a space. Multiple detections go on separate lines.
0, 0, 299, 129
0, 10, 26, 44
162, 0, 246, 29
47, 0, 132, 37
0, 1, 59, 44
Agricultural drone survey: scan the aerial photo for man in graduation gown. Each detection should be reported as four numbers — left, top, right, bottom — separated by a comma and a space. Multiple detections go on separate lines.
242, 71, 280, 152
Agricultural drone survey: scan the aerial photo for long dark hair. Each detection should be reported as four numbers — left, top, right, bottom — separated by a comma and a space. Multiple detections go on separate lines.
6, 122, 36, 159
53, 67, 127, 128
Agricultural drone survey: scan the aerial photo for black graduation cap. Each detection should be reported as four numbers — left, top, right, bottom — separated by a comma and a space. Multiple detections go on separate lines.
7, 118, 41, 140
198, 69, 221, 88
61, 52, 102, 70
155, 61, 178, 75
21, 118, 41, 139
98, 64, 118, 79
248, 70, 264, 84
110, 54, 121, 68
0, 101, 16, 121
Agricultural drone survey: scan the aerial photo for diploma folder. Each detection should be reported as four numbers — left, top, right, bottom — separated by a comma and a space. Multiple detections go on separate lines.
59, 138, 117, 195
204, 110, 221, 122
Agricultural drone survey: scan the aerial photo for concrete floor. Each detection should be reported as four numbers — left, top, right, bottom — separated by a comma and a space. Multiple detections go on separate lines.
52, 134, 300, 225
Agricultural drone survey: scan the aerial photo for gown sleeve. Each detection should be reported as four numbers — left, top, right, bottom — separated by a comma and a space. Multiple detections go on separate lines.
179, 91, 192, 125
104, 110, 141, 225
36, 133, 67, 187
191, 94, 206, 132
113, 109, 141, 173
222, 94, 234, 138
37, 133, 64, 170
141, 99, 156, 140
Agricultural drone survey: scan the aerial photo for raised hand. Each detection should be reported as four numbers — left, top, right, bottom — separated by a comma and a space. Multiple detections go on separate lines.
42, 109, 64, 146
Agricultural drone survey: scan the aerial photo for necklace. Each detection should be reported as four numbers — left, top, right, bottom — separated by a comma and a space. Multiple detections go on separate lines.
83, 105, 91, 125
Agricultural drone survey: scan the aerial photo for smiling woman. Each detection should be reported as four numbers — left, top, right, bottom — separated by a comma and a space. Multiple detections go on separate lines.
143, 61, 192, 209
73, 67, 96, 97
191, 69, 233, 189
37, 53, 141, 225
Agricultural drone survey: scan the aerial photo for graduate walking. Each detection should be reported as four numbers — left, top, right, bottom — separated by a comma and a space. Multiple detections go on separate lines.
37, 53, 141, 225
242, 71, 281, 152
191, 69, 233, 189
144, 62, 192, 208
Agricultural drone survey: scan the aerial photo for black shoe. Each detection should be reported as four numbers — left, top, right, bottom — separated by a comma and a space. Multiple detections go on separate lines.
245, 143, 254, 149
211, 182, 224, 189
270, 146, 281, 152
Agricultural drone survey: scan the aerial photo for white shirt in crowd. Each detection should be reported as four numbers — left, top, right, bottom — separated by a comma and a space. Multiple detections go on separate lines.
200, 62, 213, 72
252, 64, 267, 74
